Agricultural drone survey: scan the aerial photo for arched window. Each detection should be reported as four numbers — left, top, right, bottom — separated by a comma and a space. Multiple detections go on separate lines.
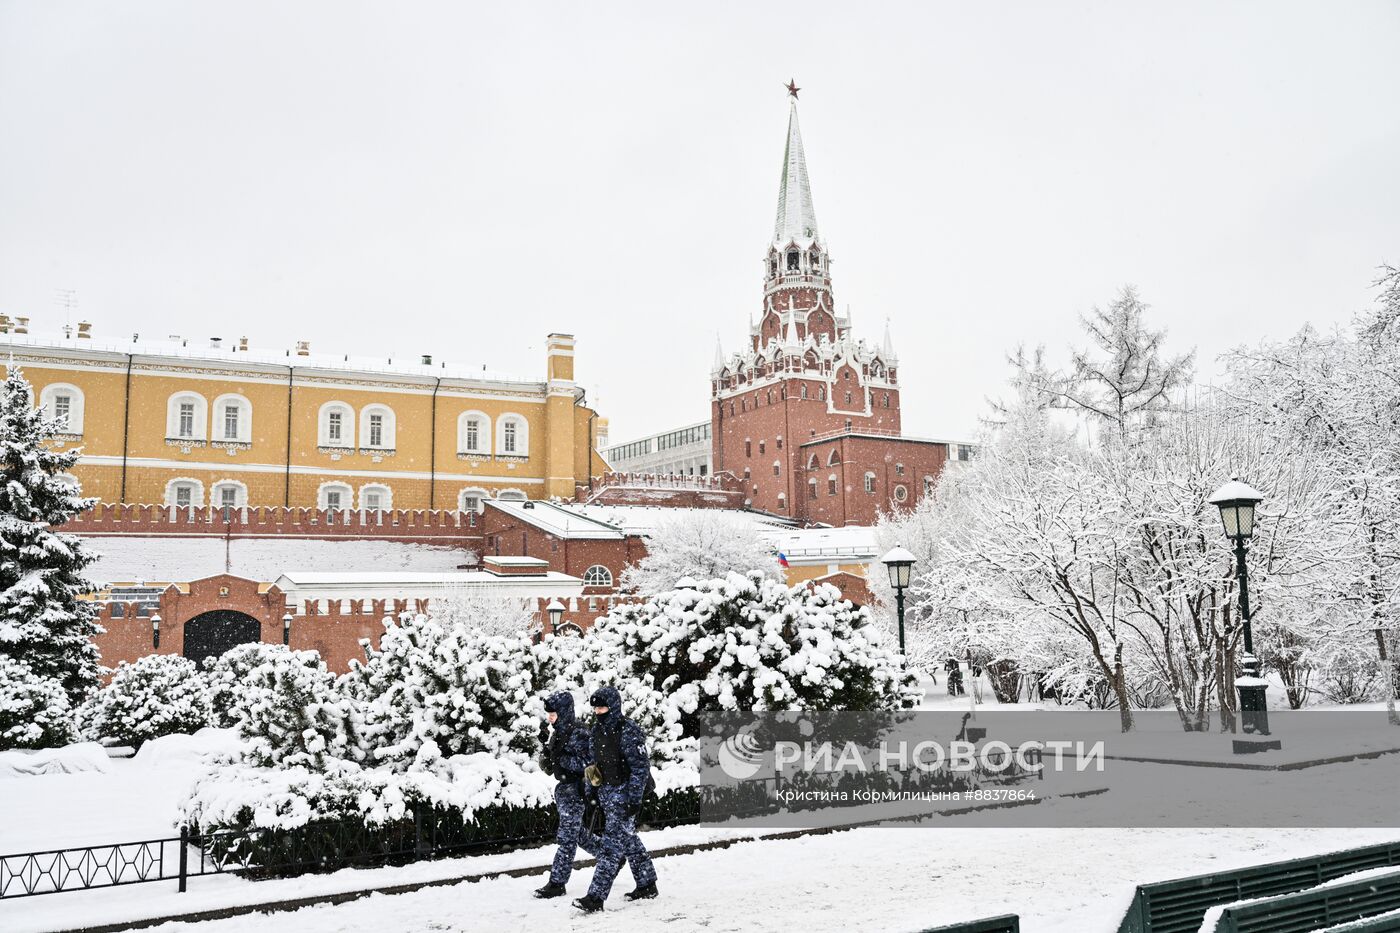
318, 401, 354, 448
457, 411, 490, 454
496, 414, 528, 456
555, 621, 584, 637
166, 392, 207, 441
864, 472, 877, 494
806, 454, 818, 470
583, 565, 613, 587
818, 386, 827, 401
39, 383, 84, 435
212, 394, 252, 443
360, 405, 396, 451
924, 475, 937, 496
828, 474, 838, 496
165, 478, 204, 508
318, 481, 353, 511
359, 483, 392, 512
459, 486, 489, 514
827, 450, 841, 466
777, 493, 787, 510
808, 478, 818, 499
211, 480, 247, 509
786, 249, 800, 271
496, 488, 527, 501
773, 460, 781, 476
800, 383, 808, 399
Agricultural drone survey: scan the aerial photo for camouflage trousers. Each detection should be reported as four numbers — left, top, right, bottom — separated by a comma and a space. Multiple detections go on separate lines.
549, 782, 599, 885
585, 784, 657, 901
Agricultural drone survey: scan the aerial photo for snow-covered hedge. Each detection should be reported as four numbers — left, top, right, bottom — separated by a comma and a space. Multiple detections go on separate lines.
593, 572, 922, 721
204, 643, 321, 729
78, 654, 211, 749
0, 655, 75, 750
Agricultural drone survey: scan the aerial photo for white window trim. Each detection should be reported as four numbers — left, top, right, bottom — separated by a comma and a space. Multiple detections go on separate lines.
359, 404, 396, 451
166, 391, 208, 441
582, 565, 613, 587
495, 413, 528, 456
39, 383, 85, 434
864, 471, 877, 493
164, 477, 205, 508
457, 410, 491, 454
211, 479, 248, 509
458, 486, 489, 513
358, 483, 392, 511
496, 488, 527, 501
317, 480, 354, 510
318, 401, 355, 448
211, 393, 253, 443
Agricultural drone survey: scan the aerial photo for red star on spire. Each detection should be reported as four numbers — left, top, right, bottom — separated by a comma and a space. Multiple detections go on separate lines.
785, 79, 800, 100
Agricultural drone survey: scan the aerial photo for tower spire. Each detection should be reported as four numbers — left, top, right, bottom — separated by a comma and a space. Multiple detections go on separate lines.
774, 97, 819, 245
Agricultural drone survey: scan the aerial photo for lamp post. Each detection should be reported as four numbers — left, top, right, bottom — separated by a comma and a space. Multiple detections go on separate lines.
151, 613, 161, 650
1208, 478, 1275, 746
546, 598, 566, 635
880, 545, 917, 656
283, 612, 293, 646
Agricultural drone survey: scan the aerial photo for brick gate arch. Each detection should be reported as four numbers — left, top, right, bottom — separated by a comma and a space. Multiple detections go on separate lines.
181, 609, 262, 666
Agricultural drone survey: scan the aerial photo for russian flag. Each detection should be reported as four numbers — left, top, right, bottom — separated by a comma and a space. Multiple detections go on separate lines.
777, 552, 790, 568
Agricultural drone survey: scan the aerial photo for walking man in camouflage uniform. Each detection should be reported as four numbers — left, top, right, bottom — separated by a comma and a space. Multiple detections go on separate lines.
533, 691, 597, 899
573, 685, 657, 913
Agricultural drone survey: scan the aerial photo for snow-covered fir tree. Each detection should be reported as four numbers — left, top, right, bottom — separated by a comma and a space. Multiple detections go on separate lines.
77, 654, 211, 748
204, 642, 321, 729
235, 648, 359, 770
620, 510, 780, 595
0, 366, 101, 709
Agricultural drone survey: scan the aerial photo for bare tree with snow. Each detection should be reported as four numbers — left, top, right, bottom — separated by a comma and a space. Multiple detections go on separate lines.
619, 510, 779, 595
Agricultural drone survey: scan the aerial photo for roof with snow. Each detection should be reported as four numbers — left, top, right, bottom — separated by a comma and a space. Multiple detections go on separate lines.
774, 100, 819, 246
83, 536, 472, 587
273, 569, 584, 598
483, 499, 626, 540
559, 503, 797, 537
763, 525, 880, 564
0, 330, 547, 389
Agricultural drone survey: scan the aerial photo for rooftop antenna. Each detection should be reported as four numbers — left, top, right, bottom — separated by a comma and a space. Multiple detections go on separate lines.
56, 289, 77, 329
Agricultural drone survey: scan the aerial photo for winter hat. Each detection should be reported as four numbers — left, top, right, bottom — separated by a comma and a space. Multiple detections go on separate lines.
589, 686, 622, 712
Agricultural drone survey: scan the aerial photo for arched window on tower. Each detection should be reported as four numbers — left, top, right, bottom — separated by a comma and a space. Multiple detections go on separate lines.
786, 250, 800, 271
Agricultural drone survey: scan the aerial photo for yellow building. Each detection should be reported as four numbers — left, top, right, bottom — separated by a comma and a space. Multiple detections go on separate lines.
0, 318, 605, 511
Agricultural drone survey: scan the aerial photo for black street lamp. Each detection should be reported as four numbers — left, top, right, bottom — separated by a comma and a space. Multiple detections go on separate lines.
151, 613, 161, 650
880, 545, 916, 655
1208, 477, 1276, 747
283, 612, 293, 646
546, 599, 566, 635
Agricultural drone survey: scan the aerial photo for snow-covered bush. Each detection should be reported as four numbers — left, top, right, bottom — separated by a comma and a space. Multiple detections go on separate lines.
345, 614, 542, 773
0, 655, 74, 750
233, 648, 358, 770
620, 510, 780, 595
204, 642, 322, 728
78, 654, 210, 749
592, 572, 920, 727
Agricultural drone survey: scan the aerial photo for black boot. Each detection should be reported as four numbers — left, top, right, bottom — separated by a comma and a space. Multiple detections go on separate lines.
573, 894, 604, 913
624, 881, 658, 901
533, 880, 567, 899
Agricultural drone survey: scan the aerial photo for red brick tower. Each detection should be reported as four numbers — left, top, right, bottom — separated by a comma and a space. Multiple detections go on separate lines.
712, 94, 928, 524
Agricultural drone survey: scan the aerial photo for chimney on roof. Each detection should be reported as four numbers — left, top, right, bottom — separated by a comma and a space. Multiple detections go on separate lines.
296, 340, 311, 357
210, 337, 223, 350
77, 321, 92, 339
14, 317, 29, 335
238, 336, 249, 351
421, 354, 432, 366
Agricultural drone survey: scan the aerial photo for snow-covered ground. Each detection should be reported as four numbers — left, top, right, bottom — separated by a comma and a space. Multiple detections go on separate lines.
4, 753, 1398, 932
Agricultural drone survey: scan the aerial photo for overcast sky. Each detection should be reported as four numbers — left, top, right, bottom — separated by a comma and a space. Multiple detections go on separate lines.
2, 1, 1397, 443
